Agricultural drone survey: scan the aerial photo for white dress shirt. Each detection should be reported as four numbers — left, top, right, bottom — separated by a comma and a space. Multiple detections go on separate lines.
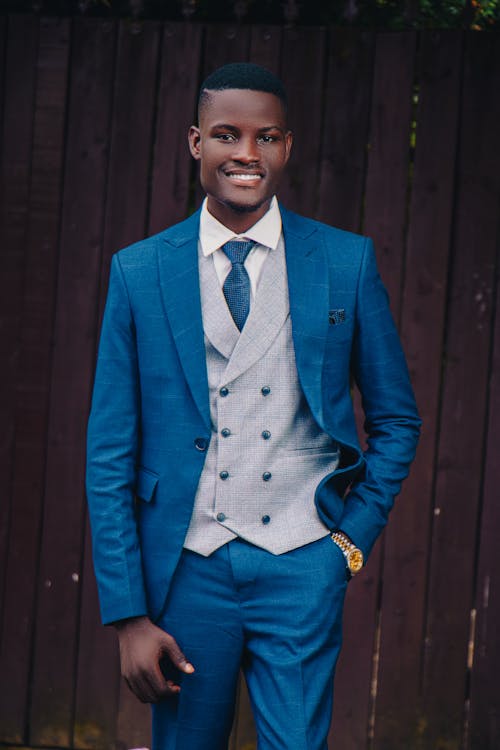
199, 196, 282, 301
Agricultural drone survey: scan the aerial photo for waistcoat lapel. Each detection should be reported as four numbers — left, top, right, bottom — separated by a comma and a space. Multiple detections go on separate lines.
222, 235, 289, 385
157, 212, 210, 431
198, 246, 239, 360
281, 207, 329, 430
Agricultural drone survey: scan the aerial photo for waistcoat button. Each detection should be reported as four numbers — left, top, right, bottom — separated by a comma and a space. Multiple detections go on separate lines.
261, 514, 271, 524
219, 387, 229, 397
261, 386, 271, 396
219, 470, 229, 480
261, 430, 271, 440
262, 472, 272, 481
216, 512, 226, 522
221, 428, 231, 438
194, 437, 208, 451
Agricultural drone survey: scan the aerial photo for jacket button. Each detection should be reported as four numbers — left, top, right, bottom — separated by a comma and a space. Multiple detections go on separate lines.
221, 428, 231, 438
219, 470, 229, 480
194, 437, 208, 451
261, 514, 271, 524
262, 472, 272, 482
261, 386, 271, 396
217, 512, 226, 522
219, 387, 229, 397
261, 430, 271, 440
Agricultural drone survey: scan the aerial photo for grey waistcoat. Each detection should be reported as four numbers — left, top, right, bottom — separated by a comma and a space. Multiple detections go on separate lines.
183, 235, 340, 556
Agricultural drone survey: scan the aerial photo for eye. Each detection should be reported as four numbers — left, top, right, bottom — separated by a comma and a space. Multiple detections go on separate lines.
258, 134, 278, 144
215, 133, 236, 143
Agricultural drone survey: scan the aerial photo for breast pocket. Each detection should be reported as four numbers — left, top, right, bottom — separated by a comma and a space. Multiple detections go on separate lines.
135, 466, 159, 503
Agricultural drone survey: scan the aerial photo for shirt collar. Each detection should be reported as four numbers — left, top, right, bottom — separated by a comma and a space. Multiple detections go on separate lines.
199, 196, 282, 257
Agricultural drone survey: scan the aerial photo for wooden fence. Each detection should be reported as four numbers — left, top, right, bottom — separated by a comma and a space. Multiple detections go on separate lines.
0, 15, 499, 750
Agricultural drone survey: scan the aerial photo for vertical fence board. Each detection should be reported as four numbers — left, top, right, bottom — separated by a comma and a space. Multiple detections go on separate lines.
0, 13, 37, 631
421, 31, 500, 749
96, 19, 162, 750
278, 26, 326, 216
317, 28, 374, 232
469, 239, 500, 749
363, 31, 417, 312
148, 22, 202, 234
27, 18, 117, 750
249, 24, 282, 73
318, 27, 376, 750
98, 19, 161, 320
373, 31, 463, 750
0, 17, 70, 745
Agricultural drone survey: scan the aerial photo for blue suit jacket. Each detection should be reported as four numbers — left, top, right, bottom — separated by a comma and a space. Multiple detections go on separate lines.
86, 206, 421, 625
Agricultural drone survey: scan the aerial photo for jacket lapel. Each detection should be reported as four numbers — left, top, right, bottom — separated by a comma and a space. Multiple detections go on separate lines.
281, 207, 329, 430
156, 211, 211, 432
222, 235, 289, 385
198, 247, 239, 360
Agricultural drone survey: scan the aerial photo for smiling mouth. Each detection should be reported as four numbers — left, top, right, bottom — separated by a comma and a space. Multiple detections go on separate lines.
225, 171, 264, 182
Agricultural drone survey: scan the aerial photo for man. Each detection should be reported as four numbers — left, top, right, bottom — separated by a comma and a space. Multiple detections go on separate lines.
86, 63, 420, 750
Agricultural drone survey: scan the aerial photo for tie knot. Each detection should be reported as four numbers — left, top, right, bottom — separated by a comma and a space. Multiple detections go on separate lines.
221, 240, 255, 266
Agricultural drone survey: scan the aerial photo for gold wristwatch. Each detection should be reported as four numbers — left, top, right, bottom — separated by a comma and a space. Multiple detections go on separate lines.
330, 531, 364, 575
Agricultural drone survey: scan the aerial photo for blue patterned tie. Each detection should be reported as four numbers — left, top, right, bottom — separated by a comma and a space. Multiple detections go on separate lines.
222, 240, 255, 331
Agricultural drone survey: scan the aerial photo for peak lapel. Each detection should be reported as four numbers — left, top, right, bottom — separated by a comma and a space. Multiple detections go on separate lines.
222, 236, 289, 385
281, 208, 329, 429
157, 212, 210, 431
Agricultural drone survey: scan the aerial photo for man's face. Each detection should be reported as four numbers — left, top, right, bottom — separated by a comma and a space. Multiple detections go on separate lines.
188, 88, 292, 232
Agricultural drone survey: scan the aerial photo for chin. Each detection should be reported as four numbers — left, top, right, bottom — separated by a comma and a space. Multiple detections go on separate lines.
224, 196, 270, 215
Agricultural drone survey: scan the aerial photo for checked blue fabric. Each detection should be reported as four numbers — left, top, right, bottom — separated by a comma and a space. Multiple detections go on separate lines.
221, 239, 256, 331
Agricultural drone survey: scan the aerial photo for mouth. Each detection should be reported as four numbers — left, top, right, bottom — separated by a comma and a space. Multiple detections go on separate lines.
224, 169, 264, 185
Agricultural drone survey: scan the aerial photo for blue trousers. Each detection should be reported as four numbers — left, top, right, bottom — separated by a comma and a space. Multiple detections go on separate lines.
152, 536, 348, 750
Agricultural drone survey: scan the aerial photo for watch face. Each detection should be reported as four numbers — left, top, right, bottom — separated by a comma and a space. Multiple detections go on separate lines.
348, 549, 364, 573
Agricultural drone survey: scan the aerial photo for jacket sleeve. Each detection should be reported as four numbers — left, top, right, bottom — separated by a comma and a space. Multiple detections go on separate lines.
337, 238, 421, 559
86, 253, 148, 624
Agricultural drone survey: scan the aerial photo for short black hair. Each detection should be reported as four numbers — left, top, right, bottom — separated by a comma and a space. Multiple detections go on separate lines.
198, 62, 287, 118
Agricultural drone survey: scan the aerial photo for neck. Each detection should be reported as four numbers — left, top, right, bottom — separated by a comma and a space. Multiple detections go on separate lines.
206, 197, 273, 234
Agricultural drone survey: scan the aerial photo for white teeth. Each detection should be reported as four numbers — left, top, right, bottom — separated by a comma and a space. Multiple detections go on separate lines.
227, 173, 262, 181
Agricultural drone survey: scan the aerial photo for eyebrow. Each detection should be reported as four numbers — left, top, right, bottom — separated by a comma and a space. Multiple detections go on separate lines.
210, 123, 286, 133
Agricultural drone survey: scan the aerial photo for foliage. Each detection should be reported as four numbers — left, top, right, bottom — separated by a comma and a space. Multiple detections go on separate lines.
1, 0, 499, 29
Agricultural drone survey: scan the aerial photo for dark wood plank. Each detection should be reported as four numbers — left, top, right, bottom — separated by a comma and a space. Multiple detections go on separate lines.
18, 18, 116, 750
468, 231, 500, 749
203, 22, 251, 74
329, 31, 417, 750
27, 17, 116, 748
148, 22, 202, 234
421, 31, 500, 749
0, 14, 37, 632
319, 28, 376, 750
249, 24, 282, 73
317, 28, 375, 232
97, 18, 161, 320
0, 17, 70, 745
93, 19, 161, 747
363, 31, 417, 312
278, 26, 326, 217
115, 681, 151, 750
75, 520, 121, 750
372, 31, 463, 750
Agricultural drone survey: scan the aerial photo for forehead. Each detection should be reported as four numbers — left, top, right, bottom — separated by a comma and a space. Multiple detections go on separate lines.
199, 88, 287, 128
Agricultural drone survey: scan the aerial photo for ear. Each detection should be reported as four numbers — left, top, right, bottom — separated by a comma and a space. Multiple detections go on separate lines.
284, 130, 293, 164
188, 125, 201, 160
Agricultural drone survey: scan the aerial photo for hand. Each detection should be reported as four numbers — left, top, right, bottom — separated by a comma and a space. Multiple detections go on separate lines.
114, 616, 194, 703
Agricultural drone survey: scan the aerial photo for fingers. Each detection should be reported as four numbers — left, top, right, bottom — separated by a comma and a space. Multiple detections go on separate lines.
124, 661, 179, 703
160, 632, 195, 675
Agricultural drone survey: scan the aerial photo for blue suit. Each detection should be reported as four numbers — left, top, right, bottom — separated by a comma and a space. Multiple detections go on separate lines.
86, 206, 420, 747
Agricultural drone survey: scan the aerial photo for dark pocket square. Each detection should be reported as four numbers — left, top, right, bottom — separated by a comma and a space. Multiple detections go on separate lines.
329, 309, 346, 325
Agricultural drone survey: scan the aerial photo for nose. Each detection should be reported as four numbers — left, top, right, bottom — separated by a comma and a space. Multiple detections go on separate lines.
232, 135, 259, 164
